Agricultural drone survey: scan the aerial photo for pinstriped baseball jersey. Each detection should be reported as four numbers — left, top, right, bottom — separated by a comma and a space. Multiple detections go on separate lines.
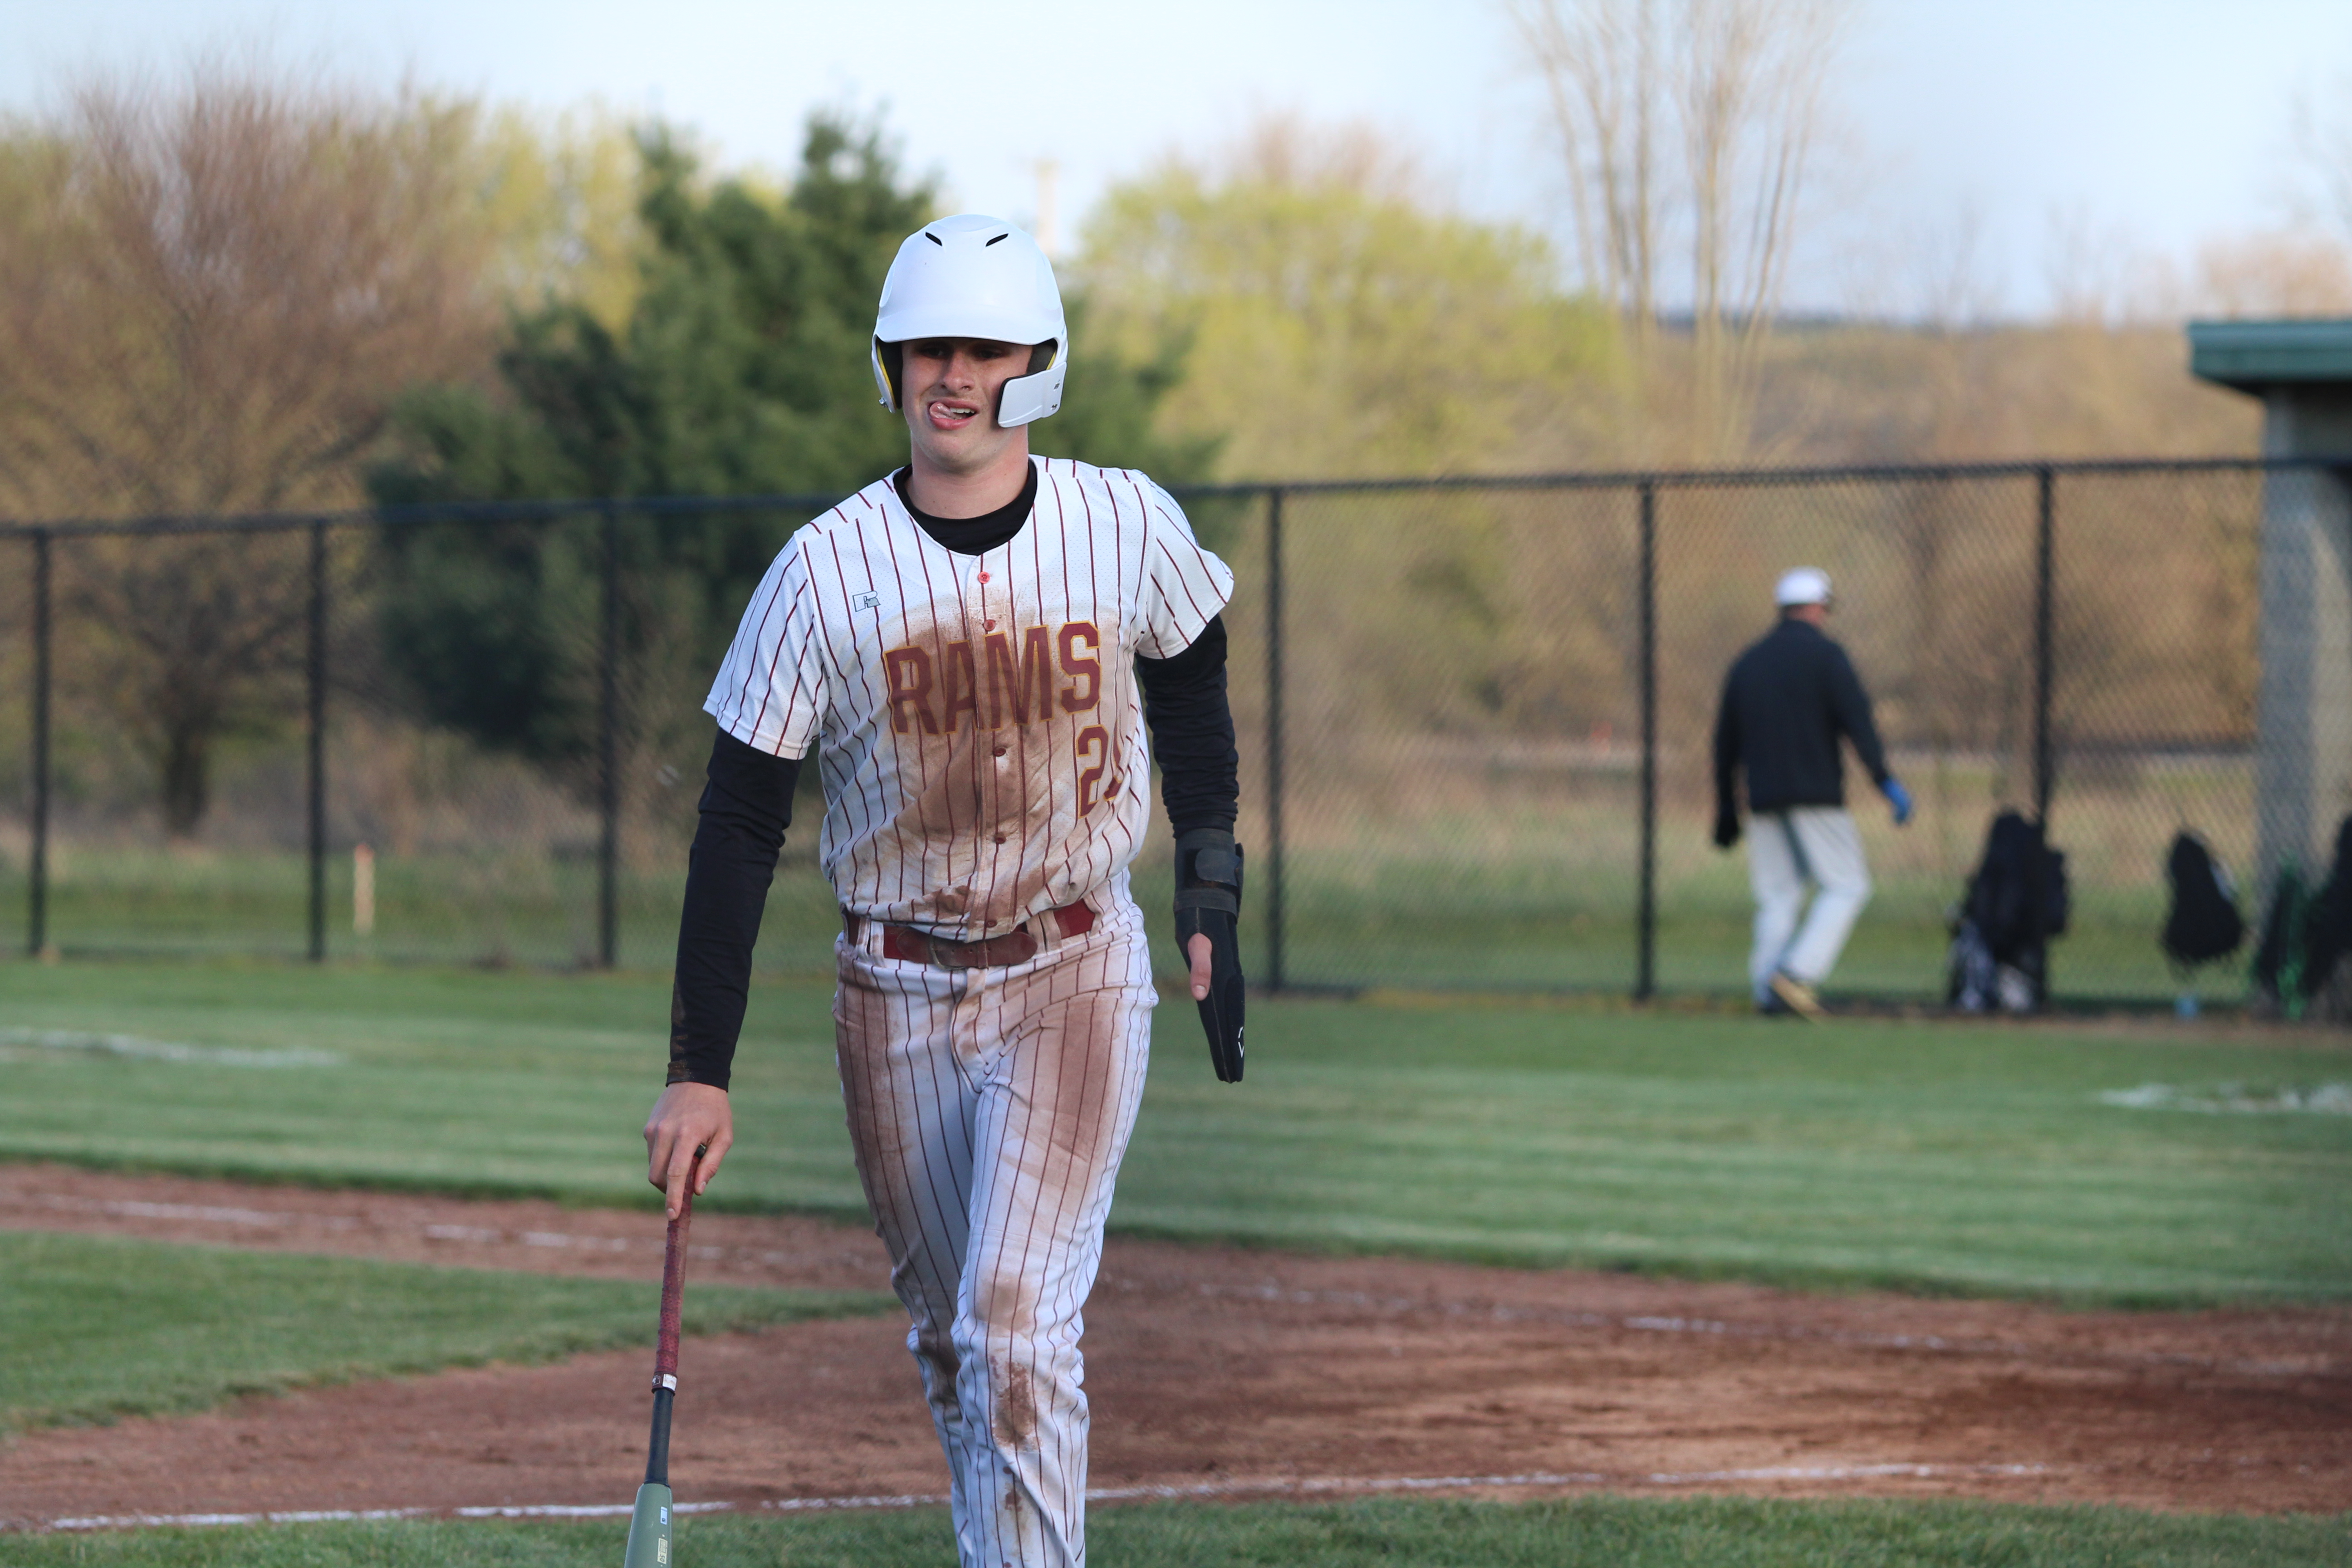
706, 456, 1234, 933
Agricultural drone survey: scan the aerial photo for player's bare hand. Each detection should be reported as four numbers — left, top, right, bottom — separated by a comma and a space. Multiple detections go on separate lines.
1186, 932, 1215, 1000
644, 1082, 732, 1220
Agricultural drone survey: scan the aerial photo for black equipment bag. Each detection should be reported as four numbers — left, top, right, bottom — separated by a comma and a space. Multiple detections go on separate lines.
1965, 810, 2069, 964
1947, 810, 2068, 1012
2254, 816, 2352, 1012
2304, 816, 2352, 1003
2160, 831, 2243, 968
2251, 863, 2310, 1005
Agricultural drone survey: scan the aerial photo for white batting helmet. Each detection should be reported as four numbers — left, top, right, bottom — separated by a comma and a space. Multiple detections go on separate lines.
871, 214, 1067, 426
1775, 567, 1833, 608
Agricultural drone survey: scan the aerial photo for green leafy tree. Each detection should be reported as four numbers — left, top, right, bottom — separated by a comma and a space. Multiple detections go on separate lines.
1078, 118, 1622, 738
1078, 117, 1615, 481
369, 112, 1211, 769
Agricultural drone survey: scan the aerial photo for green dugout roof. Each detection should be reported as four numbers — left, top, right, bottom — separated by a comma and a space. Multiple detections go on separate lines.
2189, 318, 2352, 391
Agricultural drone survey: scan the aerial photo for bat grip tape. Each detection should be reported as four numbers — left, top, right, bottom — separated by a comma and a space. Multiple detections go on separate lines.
653, 1181, 696, 1381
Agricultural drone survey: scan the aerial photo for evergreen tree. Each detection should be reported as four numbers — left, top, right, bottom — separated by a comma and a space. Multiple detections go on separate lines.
368, 112, 1210, 768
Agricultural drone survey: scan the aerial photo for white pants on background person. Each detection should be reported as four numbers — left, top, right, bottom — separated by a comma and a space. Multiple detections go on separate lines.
1748, 806, 1872, 1001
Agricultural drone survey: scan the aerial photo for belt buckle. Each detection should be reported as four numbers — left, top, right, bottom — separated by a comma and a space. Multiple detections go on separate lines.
878, 909, 1082, 969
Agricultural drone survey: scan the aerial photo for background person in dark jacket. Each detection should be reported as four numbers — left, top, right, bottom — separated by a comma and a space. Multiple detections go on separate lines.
1712, 568, 1913, 1018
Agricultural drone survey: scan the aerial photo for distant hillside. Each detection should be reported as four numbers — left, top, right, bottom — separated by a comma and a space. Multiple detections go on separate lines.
1495, 322, 2264, 477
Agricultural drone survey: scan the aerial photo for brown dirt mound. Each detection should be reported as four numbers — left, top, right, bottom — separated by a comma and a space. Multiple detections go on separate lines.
1, 1162, 2346, 1527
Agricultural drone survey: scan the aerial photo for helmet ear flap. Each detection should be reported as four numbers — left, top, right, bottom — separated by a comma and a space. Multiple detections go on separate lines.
872, 339, 905, 411
998, 339, 1065, 427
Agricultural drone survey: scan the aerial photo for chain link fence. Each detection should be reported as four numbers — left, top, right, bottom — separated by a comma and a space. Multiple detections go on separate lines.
0, 460, 2296, 1005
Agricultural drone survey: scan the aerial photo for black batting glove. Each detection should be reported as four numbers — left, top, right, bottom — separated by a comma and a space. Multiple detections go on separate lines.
1712, 804, 1741, 850
1173, 828, 1245, 1083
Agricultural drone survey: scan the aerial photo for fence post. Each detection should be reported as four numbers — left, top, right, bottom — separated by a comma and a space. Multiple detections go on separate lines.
1263, 486, 1287, 995
307, 520, 328, 963
2032, 466, 2058, 1005
1636, 480, 1658, 1002
598, 504, 621, 971
29, 528, 50, 958
2032, 467, 2055, 828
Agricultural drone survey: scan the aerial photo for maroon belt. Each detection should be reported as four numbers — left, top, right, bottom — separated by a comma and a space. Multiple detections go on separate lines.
843, 901, 1096, 969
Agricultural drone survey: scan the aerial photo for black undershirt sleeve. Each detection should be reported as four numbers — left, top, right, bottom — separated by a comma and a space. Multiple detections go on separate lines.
1136, 616, 1239, 837
667, 729, 799, 1091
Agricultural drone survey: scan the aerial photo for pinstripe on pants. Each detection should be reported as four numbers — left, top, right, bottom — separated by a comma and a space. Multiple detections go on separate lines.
835, 885, 1156, 1568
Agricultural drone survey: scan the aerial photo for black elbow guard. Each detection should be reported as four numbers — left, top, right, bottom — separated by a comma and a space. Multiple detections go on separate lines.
1173, 828, 1245, 1083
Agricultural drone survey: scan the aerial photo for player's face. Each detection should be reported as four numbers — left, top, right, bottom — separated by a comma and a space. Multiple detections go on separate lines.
900, 337, 1033, 473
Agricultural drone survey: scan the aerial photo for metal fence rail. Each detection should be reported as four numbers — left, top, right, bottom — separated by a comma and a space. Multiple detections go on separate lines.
0, 456, 2315, 1004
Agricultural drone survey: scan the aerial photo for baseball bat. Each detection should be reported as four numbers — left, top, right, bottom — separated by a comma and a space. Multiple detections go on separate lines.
622, 1153, 698, 1568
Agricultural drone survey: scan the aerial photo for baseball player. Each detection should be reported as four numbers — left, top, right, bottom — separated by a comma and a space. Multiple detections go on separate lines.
642, 213, 1244, 1568
1711, 567, 1911, 1018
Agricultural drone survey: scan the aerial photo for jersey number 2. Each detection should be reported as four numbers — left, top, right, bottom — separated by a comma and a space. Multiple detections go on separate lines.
1076, 726, 1113, 815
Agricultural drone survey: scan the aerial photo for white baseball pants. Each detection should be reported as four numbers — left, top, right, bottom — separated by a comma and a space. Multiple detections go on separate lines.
1748, 806, 1872, 1000
833, 894, 1156, 1568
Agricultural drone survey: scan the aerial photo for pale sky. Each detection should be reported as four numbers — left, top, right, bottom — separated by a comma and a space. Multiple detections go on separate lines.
5, 0, 2350, 319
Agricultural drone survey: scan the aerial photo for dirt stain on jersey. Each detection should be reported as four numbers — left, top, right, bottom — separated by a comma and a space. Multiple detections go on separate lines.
882, 609, 1112, 929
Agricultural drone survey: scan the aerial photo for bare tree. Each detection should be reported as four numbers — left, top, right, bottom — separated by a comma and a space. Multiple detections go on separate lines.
0, 62, 495, 517
2038, 201, 2151, 327
2189, 231, 2352, 318
1510, 0, 1849, 455
2288, 74, 2352, 247
1514, 0, 1665, 349
0, 57, 501, 836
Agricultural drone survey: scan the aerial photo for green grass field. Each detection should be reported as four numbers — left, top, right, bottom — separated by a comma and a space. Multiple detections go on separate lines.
2, 959, 2345, 1559
6, 1498, 2348, 1567
0, 1229, 889, 1431
2, 958, 2346, 1304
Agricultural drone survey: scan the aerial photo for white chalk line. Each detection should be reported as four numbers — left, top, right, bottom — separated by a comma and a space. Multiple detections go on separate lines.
0, 1028, 340, 1068
761, 1461, 2061, 1512
2100, 1082, 2352, 1116
26, 1461, 2063, 1533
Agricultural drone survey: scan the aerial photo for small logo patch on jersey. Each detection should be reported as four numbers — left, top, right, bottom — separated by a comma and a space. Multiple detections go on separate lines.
853, 591, 881, 612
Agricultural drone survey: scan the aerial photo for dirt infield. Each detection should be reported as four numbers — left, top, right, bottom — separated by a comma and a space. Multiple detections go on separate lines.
1, 1162, 2346, 1526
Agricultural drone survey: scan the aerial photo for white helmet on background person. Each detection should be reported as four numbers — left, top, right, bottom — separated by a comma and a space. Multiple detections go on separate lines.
870, 214, 1067, 426
1774, 566, 1833, 608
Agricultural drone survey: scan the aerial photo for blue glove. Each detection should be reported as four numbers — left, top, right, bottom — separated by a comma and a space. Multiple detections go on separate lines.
1882, 777, 1914, 827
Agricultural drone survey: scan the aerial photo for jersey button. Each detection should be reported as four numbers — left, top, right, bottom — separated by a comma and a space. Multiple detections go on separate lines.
994, 833, 1008, 844
992, 745, 1007, 758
